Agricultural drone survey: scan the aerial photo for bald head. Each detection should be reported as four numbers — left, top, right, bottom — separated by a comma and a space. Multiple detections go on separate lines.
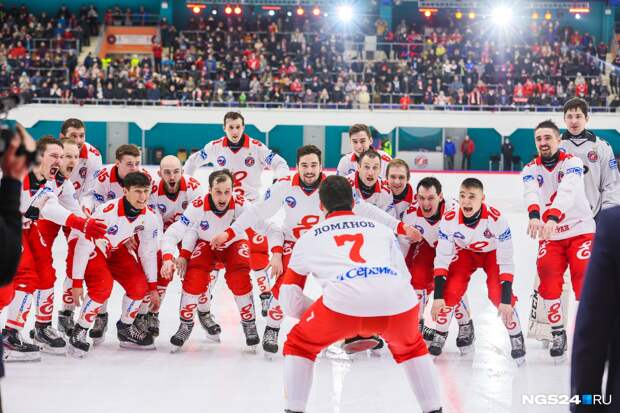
158, 155, 183, 194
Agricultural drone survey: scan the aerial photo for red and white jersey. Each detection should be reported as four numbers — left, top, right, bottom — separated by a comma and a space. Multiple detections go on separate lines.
285, 211, 417, 317
20, 172, 81, 227
390, 183, 416, 219
149, 175, 203, 231
84, 165, 152, 215
184, 134, 289, 202
161, 193, 248, 258
71, 198, 160, 284
521, 152, 595, 240
70, 142, 103, 202
337, 150, 392, 178
347, 172, 394, 213
434, 203, 515, 280
401, 199, 454, 248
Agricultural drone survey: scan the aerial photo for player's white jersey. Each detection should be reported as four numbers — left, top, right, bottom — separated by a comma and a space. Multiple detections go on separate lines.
149, 175, 203, 230
402, 199, 455, 248
161, 193, 248, 258
70, 142, 103, 202
560, 132, 620, 216
337, 150, 392, 178
434, 203, 515, 278
84, 165, 152, 215
71, 198, 160, 284
21, 171, 81, 227
391, 183, 415, 219
521, 152, 595, 240
286, 211, 417, 317
183, 134, 289, 202
347, 172, 394, 213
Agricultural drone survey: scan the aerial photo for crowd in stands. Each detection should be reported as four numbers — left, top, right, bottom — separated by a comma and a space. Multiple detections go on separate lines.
1, 4, 619, 110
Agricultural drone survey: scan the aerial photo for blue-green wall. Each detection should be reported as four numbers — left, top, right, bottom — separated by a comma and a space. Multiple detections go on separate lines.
26, 120, 108, 162
3, 0, 161, 14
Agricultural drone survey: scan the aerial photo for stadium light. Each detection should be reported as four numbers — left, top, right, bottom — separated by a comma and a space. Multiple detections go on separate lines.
575, 13, 581, 19
224, 5, 233, 15
337, 5, 353, 23
312, 6, 320, 16
234, 5, 242, 15
455, 11, 462, 20
287, 11, 292, 16
212, 9, 217, 15
531, 11, 539, 20
544, 11, 552, 20
491, 5, 512, 25
268, 9, 275, 16
468, 11, 476, 19
296, 6, 304, 16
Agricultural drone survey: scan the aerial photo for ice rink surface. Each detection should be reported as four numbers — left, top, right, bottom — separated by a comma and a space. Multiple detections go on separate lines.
5, 168, 577, 413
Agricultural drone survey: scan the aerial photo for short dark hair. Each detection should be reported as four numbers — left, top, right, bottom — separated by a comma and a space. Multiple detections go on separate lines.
319, 175, 353, 214
563, 97, 589, 117
60, 118, 85, 136
386, 159, 410, 180
296, 145, 322, 164
348, 124, 371, 139
223, 111, 245, 126
534, 120, 561, 136
115, 144, 141, 160
36, 135, 63, 155
460, 177, 484, 191
124, 172, 151, 189
417, 176, 442, 194
357, 149, 381, 165
209, 169, 234, 188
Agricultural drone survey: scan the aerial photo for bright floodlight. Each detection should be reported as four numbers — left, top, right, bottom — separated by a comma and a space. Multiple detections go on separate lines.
491, 5, 512, 24
337, 5, 353, 22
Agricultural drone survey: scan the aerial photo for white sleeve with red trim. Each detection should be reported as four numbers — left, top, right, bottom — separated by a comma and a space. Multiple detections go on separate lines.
81, 150, 103, 204
491, 214, 515, 282
184, 143, 215, 176
228, 179, 287, 238
83, 169, 108, 215
521, 163, 542, 216
58, 179, 82, 216
71, 205, 109, 285
433, 216, 456, 277
257, 143, 289, 179
278, 237, 313, 319
549, 157, 584, 219
40, 196, 73, 225
161, 197, 203, 258
138, 212, 160, 288
180, 228, 198, 257
352, 196, 404, 235
266, 222, 285, 253
336, 155, 349, 176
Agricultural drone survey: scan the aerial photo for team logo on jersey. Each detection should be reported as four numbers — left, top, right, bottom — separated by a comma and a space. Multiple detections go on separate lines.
200, 220, 210, 230
414, 224, 424, 234
216, 156, 226, 166
587, 150, 598, 162
107, 191, 116, 200
134, 225, 145, 233
264, 188, 271, 200
285, 196, 297, 208
73, 181, 81, 191
453, 231, 465, 240
483, 229, 494, 239
498, 228, 512, 241
537, 175, 544, 187
557, 171, 564, 183
182, 201, 188, 209
152, 229, 158, 239
180, 215, 190, 226
522, 175, 535, 183
157, 204, 167, 213
565, 167, 582, 176
244, 156, 255, 167
444, 210, 456, 221
79, 167, 87, 178
199, 149, 208, 160
107, 225, 118, 235
414, 155, 428, 168
559, 147, 567, 153
610, 159, 618, 170
265, 151, 275, 165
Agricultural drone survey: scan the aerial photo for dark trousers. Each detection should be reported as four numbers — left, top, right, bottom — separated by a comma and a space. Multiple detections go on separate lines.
461, 154, 471, 170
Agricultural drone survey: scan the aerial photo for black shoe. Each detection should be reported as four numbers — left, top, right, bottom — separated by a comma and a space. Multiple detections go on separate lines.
198, 311, 221, 342
29, 322, 66, 354
89, 312, 108, 345
429, 331, 448, 356
68, 324, 90, 357
2, 327, 41, 361
259, 292, 272, 317
146, 312, 160, 337
241, 319, 260, 347
58, 310, 75, 337
262, 326, 279, 354
116, 320, 154, 349
170, 320, 194, 350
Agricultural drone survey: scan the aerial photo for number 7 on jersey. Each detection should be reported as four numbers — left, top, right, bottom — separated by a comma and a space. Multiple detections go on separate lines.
333, 233, 367, 264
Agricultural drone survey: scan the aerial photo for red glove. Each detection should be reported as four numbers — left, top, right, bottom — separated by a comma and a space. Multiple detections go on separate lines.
66, 214, 108, 239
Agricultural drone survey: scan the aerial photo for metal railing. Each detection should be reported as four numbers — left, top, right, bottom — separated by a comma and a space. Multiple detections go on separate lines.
105, 12, 160, 26
27, 38, 81, 52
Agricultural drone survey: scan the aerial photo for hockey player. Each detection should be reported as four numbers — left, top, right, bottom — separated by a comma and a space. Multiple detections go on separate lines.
67, 172, 160, 356
160, 170, 260, 352
336, 123, 392, 178
401, 177, 474, 348
1, 137, 107, 360
212, 146, 422, 356
429, 178, 526, 365
522, 120, 595, 362
385, 158, 415, 219
184, 111, 289, 318
277, 175, 442, 413
346, 149, 394, 213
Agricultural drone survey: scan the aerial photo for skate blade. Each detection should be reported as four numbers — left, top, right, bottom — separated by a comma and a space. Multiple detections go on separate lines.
67, 345, 88, 358
245, 345, 258, 354
38, 343, 67, 356
91, 336, 105, 347
205, 333, 221, 343
541, 339, 550, 349
458, 344, 475, 355
514, 356, 526, 367
4, 349, 42, 362
263, 351, 276, 360
342, 339, 381, 354
119, 342, 156, 350
170, 345, 183, 353
552, 354, 567, 364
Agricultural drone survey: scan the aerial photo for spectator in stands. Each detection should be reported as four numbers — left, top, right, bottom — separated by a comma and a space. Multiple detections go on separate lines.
444, 138, 456, 170
461, 135, 475, 170
501, 138, 514, 171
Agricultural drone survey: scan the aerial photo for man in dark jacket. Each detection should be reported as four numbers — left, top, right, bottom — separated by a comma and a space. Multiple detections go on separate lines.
571, 206, 620, 412
501, 138, 514, 171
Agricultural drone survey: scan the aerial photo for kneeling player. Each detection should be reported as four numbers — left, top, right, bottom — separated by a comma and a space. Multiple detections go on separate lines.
430, 178, 526, 365
278, 175, 442, 413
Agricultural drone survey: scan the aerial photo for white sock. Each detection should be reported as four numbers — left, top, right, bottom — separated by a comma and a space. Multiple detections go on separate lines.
284, 355, 314, 412
61, 277, 76, 311
265, 298, 283, 329
120, 295, 142, 325
179, 291, 200, 322
5, 290, 32, 331
138, 293, 151, 316
77, 295, 104, 329
252, 268, 271, 294
454, 295, 472, 325
34, 288, 55, 323
415, 289, 428, 317
503, 308, 523, 335
234, 292, 256, 322
156, 286, 167, 310
434, 306, 454, 334
402, 355, 443, 412
544, 298, 564, 329
197, 270, 219, 313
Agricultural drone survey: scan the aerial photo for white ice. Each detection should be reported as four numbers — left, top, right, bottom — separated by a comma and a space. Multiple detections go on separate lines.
4, 169, 575, 413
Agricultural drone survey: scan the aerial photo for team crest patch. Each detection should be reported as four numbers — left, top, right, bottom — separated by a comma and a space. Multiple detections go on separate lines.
107, 191, 116, 200
559, 147, 567, 153
182, 201, 188, 209
483, 229, 494, 239
157, 204, 166, 213
245, 156, 255, 167
537, 175, 544, 187
587, 150, 598, 162
134, 225, 145, 233
79, 167, 87, 178
217, 156, 226, 166
285, 196, 297, 208
200, 220, 210, 230
453, 231, 465, 240
557, 171, 564, 183
414, 225, 424, 234
107, 225, 118, 235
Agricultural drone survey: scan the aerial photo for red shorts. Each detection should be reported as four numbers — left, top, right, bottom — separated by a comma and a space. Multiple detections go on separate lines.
11, 225, 56, 294
443, 249, 517, 308
406, 240, 435, 292
536, 233, 593, 300
0, 283, 15, 308
284, 298, 428, 363
182, 240, 252, 296
246, 228, 269, 271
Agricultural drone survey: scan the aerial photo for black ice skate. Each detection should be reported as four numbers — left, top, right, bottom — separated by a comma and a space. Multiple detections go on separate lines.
2, 327, 41, 362
262, 326, 280, 358
429, 331, 449, 356
198, 311, 221, 342
509, 332, 526, 366
421, 325, 436, 345
68, 325, 90, 357
342, 335, 382, 355
241, 319, 260, 352
116, 320, 155, 350
89, 312, 108, 346
170, 320, 194, 352
259, 291, 272, 317
58, 309, 75, 337
133, 313, 149, 335
29, 321, 66, 355
550, 328, 567, 364
456, 320, 475, 355
146, 312, 160, 337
